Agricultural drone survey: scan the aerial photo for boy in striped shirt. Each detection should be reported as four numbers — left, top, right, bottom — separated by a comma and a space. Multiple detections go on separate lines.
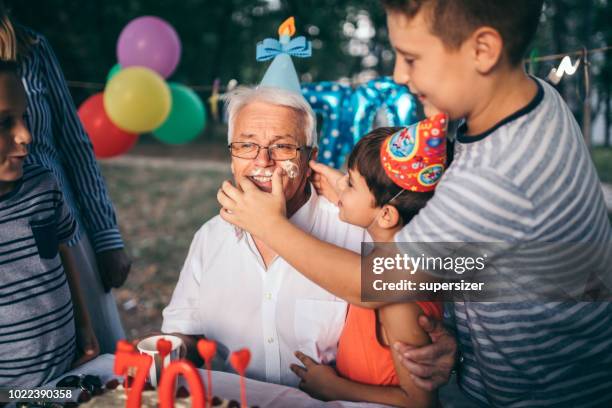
0, 61, 98, 387
218, 0, 612, 406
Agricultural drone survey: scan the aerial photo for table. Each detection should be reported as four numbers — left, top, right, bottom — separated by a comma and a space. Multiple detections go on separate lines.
48, 354, 391, 407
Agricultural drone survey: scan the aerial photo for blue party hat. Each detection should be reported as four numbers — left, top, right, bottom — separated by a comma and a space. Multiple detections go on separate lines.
256, 17, 311, 95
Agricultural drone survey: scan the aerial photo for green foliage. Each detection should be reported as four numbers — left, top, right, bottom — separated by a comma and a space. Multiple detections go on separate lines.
8, 0, 389, 87
592, 147, 612, 183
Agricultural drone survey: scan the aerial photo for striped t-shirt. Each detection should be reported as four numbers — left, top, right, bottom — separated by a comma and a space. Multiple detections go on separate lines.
0, 164, 77, 387
396, 78, 612, 407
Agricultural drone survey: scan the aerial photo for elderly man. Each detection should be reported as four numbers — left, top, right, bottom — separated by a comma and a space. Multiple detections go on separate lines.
161, 84, 366, 386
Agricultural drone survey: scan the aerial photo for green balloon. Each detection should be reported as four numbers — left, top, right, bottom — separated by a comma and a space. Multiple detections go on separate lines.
106, 63, 122, 82
152, 83, 206, 144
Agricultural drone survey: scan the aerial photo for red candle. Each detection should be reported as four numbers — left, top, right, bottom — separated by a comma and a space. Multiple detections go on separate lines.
156, 338, 173, 379
229, 349, 251, 408
114, 351, 152, 408
158, 360, 206, 408
197, 339, 217, 402
116, 339, 136, 353
116, 340, 137, 392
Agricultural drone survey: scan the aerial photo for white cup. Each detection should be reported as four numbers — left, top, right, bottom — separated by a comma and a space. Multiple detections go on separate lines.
137, 334, 183, 387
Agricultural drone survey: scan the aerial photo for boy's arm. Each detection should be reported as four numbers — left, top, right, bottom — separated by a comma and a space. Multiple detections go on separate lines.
218, 169, 375, 306
379, 303, 438, 407
59, 244, 99, 366
218, 170, 435, 307
292, 351, 428, 407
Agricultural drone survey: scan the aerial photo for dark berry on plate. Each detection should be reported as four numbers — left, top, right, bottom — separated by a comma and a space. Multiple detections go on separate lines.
77, 390, 91, 403
105, 379, 120, 389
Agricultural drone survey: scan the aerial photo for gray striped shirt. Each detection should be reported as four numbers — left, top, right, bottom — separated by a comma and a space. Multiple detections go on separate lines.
0, 165, 77, 387
396, 78, 612, 407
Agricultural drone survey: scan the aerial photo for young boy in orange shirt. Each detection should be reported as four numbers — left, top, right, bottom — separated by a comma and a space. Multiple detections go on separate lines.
291, 123, 445, 407
218, 1, 612, 406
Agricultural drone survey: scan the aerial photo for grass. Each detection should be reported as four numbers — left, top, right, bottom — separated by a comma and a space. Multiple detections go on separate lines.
101, 162, 230, 339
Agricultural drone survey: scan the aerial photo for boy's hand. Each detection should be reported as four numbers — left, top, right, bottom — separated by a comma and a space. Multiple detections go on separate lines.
393, 315, 457, 391
72, 325, 100, 368
290, 351, 340, 401
217, 168, 287, 237
96, 248, 132, 292
309, 161, 344, 206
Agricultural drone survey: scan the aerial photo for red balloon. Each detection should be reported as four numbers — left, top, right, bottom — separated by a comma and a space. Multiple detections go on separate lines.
78, 93, 138, 158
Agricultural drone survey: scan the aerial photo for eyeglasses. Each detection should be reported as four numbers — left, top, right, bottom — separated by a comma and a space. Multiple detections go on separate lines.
229, 142, 310, 160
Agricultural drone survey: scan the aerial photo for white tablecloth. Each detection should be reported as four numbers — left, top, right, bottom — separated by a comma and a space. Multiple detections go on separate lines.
48, 354, 391, 408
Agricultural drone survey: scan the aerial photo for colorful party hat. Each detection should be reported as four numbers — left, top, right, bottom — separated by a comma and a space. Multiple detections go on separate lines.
256, 17, 311, 95
380, 113, 448, 192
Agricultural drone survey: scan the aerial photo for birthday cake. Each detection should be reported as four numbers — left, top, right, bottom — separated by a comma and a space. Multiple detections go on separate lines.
71, 334, 254, 408
78, 379, 245, 407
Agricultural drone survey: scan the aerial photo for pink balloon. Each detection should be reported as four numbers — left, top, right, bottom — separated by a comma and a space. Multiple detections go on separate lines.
117, 16, 181, 78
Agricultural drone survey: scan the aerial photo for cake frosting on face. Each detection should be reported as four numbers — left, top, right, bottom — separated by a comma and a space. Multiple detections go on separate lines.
79, 380, 246, 408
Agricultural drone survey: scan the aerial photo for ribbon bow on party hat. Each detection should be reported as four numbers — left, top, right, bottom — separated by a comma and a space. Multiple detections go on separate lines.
256, 36, 312, 61
380, 113, 448, 192
256, 17, 311, 95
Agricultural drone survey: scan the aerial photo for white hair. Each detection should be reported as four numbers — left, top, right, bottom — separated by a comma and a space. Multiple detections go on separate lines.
224, 86, 318, 147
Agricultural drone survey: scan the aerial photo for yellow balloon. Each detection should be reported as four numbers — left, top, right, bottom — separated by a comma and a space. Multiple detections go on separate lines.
103, 67, 171, 133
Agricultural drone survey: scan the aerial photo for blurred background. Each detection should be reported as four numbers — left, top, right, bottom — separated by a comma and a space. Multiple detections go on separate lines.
8, 0, 612, 338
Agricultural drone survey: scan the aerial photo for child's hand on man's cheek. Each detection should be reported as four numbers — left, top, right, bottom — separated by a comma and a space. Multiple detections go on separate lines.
309, 160, 344, 206
218, 168, 288, 235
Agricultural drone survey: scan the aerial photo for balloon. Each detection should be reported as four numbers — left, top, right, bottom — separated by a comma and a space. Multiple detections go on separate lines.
301, 82, 353, 168
104, 66, 171, 133
302, 77, 420, 169
117, 16, 181, 78
152, 83, 206, 144
78, 93, 138, 159
350, 77, 420, 147
106, 63, 122, 82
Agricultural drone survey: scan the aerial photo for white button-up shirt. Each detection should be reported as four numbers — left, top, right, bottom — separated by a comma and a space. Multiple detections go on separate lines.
162, 187, 367, 386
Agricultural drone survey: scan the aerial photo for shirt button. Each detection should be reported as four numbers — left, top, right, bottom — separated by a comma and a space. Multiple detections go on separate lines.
264, 292, 272, 300
267, 337, 274, 344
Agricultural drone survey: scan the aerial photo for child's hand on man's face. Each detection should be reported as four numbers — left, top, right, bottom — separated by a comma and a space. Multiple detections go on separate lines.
218, 167, 287, 236
291, 351, 341, 401
309, 160, 344, 206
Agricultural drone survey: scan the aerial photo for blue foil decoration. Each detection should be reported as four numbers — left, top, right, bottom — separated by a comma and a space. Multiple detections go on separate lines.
302, 77, 420, 168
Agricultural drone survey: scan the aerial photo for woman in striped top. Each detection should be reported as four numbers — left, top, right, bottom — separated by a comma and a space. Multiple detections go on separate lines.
0, 2, 129, 352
